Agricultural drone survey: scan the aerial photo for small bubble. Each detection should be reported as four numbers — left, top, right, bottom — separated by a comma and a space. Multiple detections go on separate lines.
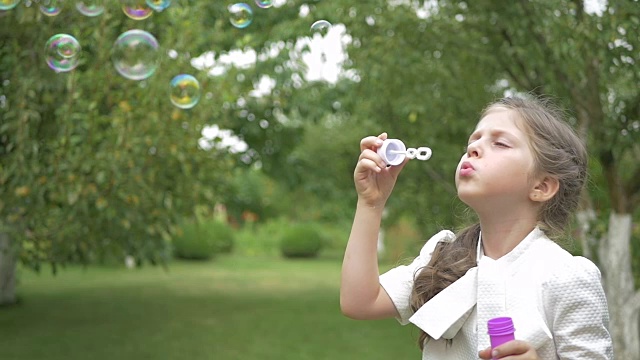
40, 0, 63, 16
121, 0, 153, 20
229, 3, 253, 29
76, 0, 105, 17
45, 34, 81, 73
146, 0, 170, 11
310, 19, 331, 35
170, 74, 201, 109
254, 0, 272, 8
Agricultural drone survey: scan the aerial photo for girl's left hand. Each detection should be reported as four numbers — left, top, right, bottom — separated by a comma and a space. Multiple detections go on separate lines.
478, 340, 540, 359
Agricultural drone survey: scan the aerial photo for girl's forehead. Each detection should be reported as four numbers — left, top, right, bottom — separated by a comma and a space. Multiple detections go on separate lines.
472, 108, 529, 142
474, 108, 518, 130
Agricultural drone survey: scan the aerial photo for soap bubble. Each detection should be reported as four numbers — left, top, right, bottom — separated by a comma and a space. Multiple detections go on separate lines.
170, 74, 201, 109
254, 0, 272, 8
310, 20, 331, 35
146, 0, 170, 11
39, 0, 62, 16
0, 0, 20, 10
121, 0, 153, 20
45, 34, 81, 73
228, 3, 253, 29
111, 29, 159, 81
76, 1, 104, 17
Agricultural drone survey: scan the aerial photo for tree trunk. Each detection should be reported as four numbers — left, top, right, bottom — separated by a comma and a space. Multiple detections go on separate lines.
599, 212, 640, 359
0, 232, 17, 305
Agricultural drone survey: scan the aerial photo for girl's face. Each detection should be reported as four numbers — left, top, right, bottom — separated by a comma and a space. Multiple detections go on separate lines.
455, 108, 537, 212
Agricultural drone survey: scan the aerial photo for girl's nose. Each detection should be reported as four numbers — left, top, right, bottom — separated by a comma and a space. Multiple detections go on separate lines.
467, 141, 480, 157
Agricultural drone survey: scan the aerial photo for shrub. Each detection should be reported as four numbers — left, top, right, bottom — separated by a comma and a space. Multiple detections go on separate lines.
172, 220, 235, 260
235, 217, 289, 257
210, 221, 235, 254
279, 223, 324, 258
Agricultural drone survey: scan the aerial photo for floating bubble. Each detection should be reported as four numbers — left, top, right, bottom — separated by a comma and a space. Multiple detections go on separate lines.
76, 1, 104, 17
146, 0, 170, 11
228, 3, 253, 29
45, 34, 81, 73
170, 74, 201, 109
121, 0, 153, 20
254, 0, 272, 9
310, 19, 331, 35
0, 0, 20, 10
39, 0, 62, 16
111, 29, 159, 81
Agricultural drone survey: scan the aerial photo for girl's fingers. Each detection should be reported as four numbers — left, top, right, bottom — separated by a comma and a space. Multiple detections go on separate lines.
359, 149, 387, 170
356, 158, 381, 174
359, 136, 384, 152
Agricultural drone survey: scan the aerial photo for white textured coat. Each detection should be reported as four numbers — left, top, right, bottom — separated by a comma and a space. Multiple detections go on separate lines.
379, 227, 613, 359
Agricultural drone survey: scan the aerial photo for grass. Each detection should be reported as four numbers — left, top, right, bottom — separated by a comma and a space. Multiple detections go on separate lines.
0, 254, 422, 360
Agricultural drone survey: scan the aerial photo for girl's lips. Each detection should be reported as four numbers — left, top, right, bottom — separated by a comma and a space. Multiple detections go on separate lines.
459, 161, 475, 177
459, 168, 475, 176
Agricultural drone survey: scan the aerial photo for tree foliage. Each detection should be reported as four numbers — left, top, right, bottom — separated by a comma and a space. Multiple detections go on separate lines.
2, 0, 639, 291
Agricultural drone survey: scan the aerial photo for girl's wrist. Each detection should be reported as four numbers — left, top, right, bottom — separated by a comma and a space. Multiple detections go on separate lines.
356, 199, 386, 212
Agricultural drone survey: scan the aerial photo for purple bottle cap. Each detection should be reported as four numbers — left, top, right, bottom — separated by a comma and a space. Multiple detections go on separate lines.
487, 317, 515, 336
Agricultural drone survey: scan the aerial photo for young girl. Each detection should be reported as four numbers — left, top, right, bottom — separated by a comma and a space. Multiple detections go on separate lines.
340, 96, 613, 359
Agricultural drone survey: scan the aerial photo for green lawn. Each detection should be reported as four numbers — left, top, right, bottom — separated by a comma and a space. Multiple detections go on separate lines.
0, 255, 421, 360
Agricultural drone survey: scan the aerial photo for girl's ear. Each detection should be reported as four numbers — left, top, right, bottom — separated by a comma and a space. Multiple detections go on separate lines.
530, 175, 559, 202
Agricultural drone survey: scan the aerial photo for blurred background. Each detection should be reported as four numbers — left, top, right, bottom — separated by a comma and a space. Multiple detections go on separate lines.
0, 0, 639, 359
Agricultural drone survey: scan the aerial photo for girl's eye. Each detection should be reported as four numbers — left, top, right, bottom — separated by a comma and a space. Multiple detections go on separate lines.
494, 142, 509, 148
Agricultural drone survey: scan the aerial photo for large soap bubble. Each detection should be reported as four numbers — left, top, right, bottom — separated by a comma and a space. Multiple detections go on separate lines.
111, 29, 159, 81
170, 74, 201, 109
0, 0, 20, 11
45, 34, 81, 73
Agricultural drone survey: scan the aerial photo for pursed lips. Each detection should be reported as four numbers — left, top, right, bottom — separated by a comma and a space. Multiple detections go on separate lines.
459, 161, 475, 176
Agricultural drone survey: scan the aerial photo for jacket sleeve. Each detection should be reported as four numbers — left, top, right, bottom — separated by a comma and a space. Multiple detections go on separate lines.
379, 230, 454, 325
543, 256, 614, 359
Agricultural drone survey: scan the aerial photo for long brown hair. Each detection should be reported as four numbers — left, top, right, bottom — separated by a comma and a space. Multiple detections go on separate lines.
409, 95, 588, 349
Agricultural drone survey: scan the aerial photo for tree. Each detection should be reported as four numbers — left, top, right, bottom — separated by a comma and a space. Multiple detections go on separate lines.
0, 2, 247, 303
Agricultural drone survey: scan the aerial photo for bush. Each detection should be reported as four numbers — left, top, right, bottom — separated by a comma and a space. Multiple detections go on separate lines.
172, 220, 235, 260
279, 223, 324, 258
235, 217, 289, 257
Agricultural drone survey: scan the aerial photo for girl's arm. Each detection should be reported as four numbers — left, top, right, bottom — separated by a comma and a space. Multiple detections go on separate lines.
340, 133, 406, 320
545, 257, 614, 359
340, 201, 397, 319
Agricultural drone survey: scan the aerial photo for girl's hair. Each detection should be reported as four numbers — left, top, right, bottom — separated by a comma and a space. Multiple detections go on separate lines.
409, 95, 588, 349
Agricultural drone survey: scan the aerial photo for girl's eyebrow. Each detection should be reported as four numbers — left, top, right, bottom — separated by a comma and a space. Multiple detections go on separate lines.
468, 129, 520, 142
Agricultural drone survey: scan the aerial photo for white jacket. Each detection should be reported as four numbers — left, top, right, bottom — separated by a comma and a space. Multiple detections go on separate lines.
379, 227, 613, 359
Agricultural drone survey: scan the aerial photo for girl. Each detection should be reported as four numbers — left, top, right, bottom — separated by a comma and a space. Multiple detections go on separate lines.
340, 96, 613, 359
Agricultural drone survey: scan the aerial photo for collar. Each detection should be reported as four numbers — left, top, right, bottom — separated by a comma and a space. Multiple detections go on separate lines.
409, 226, 544, 341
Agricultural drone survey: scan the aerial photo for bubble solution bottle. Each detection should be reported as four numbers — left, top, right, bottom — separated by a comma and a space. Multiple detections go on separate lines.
487, 317, 516, 359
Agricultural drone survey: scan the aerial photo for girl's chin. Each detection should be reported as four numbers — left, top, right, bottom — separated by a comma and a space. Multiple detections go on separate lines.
457, 192, 482, 208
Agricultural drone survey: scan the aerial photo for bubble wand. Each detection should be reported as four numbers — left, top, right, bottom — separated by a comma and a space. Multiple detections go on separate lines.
377, 139, 432, 166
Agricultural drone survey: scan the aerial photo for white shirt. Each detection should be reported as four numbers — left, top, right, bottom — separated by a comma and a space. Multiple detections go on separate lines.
379, 227, 613, 359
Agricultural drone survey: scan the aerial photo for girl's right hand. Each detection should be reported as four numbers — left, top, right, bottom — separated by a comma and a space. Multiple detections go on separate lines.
354, 133, 408, 208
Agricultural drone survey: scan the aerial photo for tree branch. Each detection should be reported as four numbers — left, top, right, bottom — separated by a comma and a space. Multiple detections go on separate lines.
497, 29, 538, 90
